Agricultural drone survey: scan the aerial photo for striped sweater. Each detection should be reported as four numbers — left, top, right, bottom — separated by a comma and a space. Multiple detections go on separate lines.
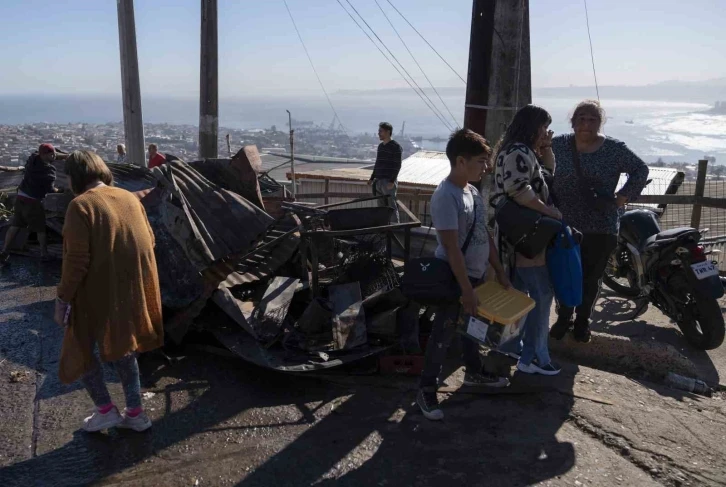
370, 140, 403, 182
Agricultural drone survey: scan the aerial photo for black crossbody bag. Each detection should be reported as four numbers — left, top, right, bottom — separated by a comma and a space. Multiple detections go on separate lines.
401, 204, 477, 305
570, 136, 616, 211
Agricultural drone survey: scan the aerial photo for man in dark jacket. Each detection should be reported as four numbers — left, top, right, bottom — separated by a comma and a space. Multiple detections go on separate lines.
368, 122, 402, 222
0, 144, 64, 264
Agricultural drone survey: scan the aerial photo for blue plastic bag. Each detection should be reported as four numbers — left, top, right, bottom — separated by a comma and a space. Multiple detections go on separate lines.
546, 225, 583, 307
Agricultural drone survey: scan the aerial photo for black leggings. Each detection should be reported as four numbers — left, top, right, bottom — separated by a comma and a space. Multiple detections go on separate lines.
558, 233, 618, 323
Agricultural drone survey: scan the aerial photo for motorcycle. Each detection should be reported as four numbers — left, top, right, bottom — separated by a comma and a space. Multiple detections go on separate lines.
603, 208, 725, 350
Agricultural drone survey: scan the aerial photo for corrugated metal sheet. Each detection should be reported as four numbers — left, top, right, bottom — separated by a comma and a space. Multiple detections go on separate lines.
0, 161, 157, 194
153, 160, 274, 266
396, 151, 449, 187
292, 150, 448, 189
260, 153, 369, 183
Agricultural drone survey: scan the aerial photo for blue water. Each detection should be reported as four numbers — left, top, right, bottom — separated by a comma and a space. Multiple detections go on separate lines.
1, 93, 723, 164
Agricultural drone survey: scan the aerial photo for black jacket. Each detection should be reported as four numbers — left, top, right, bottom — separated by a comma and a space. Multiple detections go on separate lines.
18, 153, 56, 199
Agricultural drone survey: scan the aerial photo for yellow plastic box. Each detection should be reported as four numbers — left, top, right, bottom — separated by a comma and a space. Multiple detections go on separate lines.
474, 281, 535, 325
461, 281, 535, 349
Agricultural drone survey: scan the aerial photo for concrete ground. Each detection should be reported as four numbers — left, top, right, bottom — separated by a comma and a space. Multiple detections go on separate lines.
0, 257, 725, 486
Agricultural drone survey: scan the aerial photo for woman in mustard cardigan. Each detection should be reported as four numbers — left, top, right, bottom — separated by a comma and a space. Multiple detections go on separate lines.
54, 150, 163, 433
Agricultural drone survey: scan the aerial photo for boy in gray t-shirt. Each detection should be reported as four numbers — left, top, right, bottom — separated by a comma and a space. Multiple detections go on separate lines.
431, 179, 489, 279
417, 129, 511, 422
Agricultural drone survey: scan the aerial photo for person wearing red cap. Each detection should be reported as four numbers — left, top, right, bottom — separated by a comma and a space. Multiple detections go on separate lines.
0, 144, 67, 265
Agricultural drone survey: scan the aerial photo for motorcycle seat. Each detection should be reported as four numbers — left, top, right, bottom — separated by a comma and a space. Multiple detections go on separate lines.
643, 227, 699, 251
655, 227, 698, 240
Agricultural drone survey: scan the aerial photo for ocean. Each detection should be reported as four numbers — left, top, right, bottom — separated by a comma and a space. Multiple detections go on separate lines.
0, 93, 724, 164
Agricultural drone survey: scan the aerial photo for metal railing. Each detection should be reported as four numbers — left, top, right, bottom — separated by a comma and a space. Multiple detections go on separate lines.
295, 160, 726, 274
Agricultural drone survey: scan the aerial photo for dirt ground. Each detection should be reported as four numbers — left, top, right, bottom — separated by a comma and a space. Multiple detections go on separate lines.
1, 257, 725, 486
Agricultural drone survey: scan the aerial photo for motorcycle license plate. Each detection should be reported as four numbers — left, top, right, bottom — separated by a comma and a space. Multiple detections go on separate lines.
691, 261, 719, 280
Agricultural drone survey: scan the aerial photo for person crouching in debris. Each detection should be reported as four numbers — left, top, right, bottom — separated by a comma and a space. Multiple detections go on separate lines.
368, 122, 402, 222
417, 129, 512, 421
148, 143, 166, 169
0, 143, 66, 265
54, 150, 163, 433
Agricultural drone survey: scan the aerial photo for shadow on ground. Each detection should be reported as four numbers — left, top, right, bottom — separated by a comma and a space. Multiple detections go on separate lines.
591, 289, 722, 385
1, 256, 577, 486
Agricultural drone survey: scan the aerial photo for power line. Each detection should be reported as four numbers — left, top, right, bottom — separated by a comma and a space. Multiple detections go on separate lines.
374, 0, 459, 128
344, 0, 451, 129
385, 0, 466, 85
583, 0, 600, 102
282, 0, 349, 137
338, 0, 453, 131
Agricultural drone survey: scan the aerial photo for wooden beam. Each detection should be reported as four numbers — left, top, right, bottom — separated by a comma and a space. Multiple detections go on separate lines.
294, 190, 726, 210
691, 160, 708, 228
635, 195, 699, 205
116, 0, 146, 166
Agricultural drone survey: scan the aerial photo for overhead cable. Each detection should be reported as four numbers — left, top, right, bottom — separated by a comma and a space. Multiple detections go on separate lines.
337, 0, 453, 131
282, 0, 349, 137
343, 0, 451, 129
375, 0, 460, 128
385, 0, 466, 84
583, 0, 601, 102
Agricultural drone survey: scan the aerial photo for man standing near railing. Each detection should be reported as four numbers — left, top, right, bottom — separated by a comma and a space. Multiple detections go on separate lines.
368, 122, 402, 222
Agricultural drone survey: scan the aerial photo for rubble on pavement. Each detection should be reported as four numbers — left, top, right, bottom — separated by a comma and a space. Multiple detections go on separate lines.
0, 146, 421, 371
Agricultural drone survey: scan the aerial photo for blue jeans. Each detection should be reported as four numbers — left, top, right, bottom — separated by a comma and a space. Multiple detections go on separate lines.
513, 266, 554, 367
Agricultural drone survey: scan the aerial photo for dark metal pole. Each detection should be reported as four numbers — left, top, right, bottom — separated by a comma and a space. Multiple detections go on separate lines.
199, 0, 218, 159
463, 0, 496, 138
287, 110, 296, 198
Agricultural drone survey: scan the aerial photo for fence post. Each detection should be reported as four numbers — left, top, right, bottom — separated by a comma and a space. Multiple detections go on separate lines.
324, 178, 330, 205
691, 159, 708, 229
414, 189, 421, 223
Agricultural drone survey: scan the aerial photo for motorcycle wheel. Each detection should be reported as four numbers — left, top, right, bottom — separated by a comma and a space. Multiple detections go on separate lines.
677, 295, 725, 350
603, 246, 641, 298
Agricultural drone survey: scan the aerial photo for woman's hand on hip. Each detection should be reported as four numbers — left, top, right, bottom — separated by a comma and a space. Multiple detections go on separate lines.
54, 298, 70, 327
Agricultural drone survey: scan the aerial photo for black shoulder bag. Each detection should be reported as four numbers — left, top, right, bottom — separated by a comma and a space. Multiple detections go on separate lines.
492, 194, 562, 259
570, 136, 616, 211
401, 203, 477, 305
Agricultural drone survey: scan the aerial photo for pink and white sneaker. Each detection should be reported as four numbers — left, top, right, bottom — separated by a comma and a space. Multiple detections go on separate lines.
83, 407, 123, 432
118, 411, 152, 432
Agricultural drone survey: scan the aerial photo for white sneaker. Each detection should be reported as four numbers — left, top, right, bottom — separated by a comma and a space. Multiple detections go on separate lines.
118, 411, 152, 432
517, 360, 562, 376
83, 407, 123, 432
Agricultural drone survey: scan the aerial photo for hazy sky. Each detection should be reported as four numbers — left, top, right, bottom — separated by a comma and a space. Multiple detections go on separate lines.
1, 0, 724, 97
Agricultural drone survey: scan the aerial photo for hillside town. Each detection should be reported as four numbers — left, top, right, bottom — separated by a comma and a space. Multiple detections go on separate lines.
0, 121, 422, 168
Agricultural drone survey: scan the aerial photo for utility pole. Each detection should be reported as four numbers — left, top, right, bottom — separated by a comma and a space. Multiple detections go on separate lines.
287, 110, 296, 198
464, 0, 530, 145
116, 0, 146, 167
199, 0, 219, 159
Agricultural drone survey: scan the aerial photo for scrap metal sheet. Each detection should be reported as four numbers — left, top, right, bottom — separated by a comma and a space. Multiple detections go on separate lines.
206, 318, 390, 372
